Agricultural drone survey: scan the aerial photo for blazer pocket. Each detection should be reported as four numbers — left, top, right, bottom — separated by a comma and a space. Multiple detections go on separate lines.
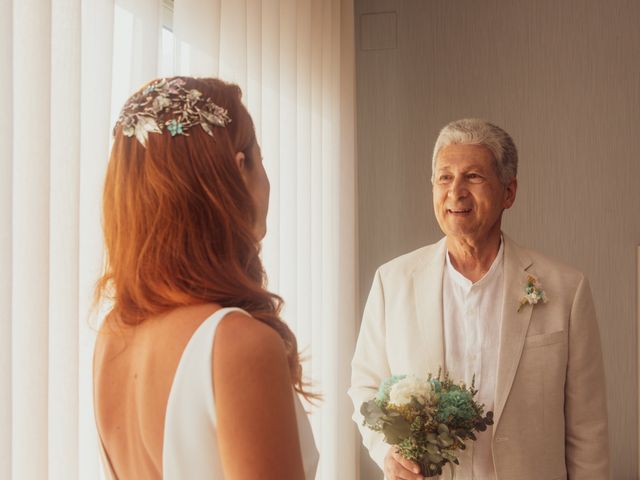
524, 330, 565, 349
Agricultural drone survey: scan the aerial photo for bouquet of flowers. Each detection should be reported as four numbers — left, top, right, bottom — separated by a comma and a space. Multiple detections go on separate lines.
360, 369, 493, 477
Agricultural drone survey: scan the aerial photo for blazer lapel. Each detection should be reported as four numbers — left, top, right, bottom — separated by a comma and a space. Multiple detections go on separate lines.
492, 235, 534, 433
411, 238, 447, 372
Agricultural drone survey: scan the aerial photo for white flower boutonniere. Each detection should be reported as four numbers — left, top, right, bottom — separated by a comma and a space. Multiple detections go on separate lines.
517, 275, 548, 312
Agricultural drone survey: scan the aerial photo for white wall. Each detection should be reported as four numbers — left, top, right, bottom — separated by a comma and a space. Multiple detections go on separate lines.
355, 1, 640, 478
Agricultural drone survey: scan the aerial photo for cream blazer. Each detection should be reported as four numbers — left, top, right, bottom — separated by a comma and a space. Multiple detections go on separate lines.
348, 234, 610, 479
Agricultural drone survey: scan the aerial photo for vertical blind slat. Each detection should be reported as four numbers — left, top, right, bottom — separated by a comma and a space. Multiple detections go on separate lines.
260, 1, 281, 292
0, 0, 13, 477
294, 0, 312, 351
173, 0, 221, 76
49, 0, 82, 478
245, 0, 262, 140
131, 0, 161, 86
278, 0, 298, 331
308, 0, 325, 464
219, 0, 248, 94
79, 1, 115, 477
12, 0, 52, 477
336, 0, 358, 476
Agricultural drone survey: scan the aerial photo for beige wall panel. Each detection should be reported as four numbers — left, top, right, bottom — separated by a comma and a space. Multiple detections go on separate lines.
355, 0, 640, 478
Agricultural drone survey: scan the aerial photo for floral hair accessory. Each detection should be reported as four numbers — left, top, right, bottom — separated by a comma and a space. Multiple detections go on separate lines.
113, 77, 232, 147
517, 275, 548, 312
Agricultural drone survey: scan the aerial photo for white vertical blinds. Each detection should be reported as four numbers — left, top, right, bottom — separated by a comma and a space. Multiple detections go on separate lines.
2, 0, 357, 478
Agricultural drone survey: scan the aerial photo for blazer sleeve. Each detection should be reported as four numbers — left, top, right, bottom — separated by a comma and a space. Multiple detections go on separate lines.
347, 268, 392, 471
564, 275, 610, 479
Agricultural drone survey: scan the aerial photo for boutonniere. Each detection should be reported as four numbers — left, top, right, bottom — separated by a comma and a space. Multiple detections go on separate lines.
517, 275, 548, 312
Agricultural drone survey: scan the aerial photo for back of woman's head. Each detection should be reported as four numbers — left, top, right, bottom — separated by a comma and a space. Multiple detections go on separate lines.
97, 77, 311, 398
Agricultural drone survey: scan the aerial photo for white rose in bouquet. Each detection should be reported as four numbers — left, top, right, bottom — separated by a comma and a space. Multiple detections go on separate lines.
389, 375, 434, 406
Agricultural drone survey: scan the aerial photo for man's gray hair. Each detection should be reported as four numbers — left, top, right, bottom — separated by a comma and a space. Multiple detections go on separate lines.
431, 118, 518, 185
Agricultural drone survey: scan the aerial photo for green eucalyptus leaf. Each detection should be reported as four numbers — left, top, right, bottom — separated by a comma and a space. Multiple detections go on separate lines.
425, 443, 440, 455
381, 415, 411, 444
438, 432, 454, 447
426, 432, 438, 444
438, 423, 449, 434
441, 451, 458, 463
361, 399, 386, 426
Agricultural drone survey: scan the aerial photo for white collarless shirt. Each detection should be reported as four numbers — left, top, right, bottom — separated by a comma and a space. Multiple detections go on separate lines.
443, 239, 504, 480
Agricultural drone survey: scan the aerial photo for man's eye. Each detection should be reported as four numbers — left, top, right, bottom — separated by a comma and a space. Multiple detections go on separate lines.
439, 175, 452, 182
467, 173, 482, 181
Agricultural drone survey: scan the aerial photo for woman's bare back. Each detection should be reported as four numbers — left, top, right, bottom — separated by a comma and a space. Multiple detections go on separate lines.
93, 303, 222, 479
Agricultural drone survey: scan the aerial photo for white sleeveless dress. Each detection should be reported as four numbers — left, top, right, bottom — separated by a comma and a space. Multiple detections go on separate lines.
98, 307, 319, 479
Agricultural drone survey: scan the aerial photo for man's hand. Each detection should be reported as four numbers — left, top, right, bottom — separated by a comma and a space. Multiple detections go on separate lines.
384, 448, 424, 480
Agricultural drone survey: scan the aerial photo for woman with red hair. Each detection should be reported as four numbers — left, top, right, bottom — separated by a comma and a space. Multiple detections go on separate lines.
93, 77, 318, 479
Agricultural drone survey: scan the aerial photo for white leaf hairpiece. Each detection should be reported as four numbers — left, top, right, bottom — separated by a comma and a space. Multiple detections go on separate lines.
114, 77, 232, 147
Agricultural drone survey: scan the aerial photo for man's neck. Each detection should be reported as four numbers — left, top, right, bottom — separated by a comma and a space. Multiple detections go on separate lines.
446, 231, 502, 283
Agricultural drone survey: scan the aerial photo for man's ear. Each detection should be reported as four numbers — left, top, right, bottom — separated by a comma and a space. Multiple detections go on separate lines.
504, 177, 517, 209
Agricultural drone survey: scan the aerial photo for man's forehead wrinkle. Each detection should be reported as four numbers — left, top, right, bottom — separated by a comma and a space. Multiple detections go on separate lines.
436, 161, 492, 171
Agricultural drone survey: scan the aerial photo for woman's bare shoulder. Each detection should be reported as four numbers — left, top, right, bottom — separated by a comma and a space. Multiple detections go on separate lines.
212, 312, 304, 478
214, 311, 287, 370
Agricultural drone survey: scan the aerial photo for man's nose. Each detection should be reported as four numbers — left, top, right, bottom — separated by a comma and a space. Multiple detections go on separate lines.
448, 177, 468, 199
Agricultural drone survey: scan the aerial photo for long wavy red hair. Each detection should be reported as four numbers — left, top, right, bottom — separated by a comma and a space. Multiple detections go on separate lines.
95, 77, 312, 399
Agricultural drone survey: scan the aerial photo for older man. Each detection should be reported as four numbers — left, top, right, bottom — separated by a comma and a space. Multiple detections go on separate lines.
348, 119, 610, 480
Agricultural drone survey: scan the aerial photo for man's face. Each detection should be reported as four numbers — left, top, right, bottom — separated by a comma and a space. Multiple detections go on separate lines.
432, 144, 516, 242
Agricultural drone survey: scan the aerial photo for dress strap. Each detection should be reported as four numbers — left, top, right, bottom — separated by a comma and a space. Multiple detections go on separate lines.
162, 307, 249, 479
